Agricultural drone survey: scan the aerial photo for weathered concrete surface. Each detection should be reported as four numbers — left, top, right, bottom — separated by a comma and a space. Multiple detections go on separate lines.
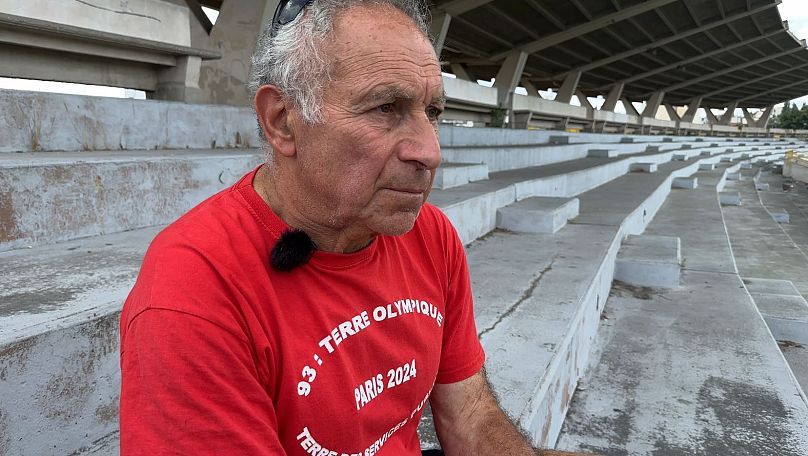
431, 144, 775, 245
193, 0, 277, 106
1, 0, 192, 46
432, 162, 489, 189
0, 150, 263, 251
557, 272, 808, 456
722, 168, 808, 299
496, 197, 579, 234
0, 227, 158, 456
0, 90, 258, 153
614, 235, 681, 289
557, 166, 808, 455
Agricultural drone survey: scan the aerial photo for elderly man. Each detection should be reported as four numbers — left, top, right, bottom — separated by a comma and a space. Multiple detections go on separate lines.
120, 1, 591, 455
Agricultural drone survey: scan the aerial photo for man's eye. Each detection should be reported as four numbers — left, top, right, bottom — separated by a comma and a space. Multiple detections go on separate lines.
378, 103, 395, 113
427, 106, 443, 120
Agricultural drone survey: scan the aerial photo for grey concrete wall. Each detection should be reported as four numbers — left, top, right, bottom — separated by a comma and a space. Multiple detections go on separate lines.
192, 0, 278, 106
0, 151, 263, 251
0, 0, 191, 46
0, 307, 122, 456
0, 90, 258, 152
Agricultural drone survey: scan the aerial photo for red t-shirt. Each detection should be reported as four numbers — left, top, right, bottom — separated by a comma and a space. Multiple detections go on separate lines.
119, 167, 485, 455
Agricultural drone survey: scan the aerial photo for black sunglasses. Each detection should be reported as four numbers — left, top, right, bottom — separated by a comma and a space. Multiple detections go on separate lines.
270, 0, 315, 38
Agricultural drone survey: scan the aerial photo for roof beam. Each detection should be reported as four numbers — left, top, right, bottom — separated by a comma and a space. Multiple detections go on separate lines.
737, 78, 808, 103
551, 1, 782, 80
699, 60, 808, 99
652, 46, 805, 95
437, 0, 493, 16
596, 29, 784, 90
491, 0, 678, 60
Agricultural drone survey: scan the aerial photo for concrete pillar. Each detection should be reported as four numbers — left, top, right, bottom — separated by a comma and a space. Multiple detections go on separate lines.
431, 10, 452, 57
602, 82, 624, 112
577, 90, 594, 114
681, 97, 703, 123
154, 55, 203, 102
719, 101, 739, 126
742, 108, 756, 126
190, 0, 280, 106
704, 109, 720, 125
757, 105, 775, 128
622, 98, 640, 117
664, 104, 681, 122
450, 63, 473, 81
493, 50, 528, 107
643, 91, 665, 118
521, 78, 542, 98
556, 71, 582, 104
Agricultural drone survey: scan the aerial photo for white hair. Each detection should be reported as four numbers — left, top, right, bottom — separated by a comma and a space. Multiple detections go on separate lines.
248, 0, 431, 127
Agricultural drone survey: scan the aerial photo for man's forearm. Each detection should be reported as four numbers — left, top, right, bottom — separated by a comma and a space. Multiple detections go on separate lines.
461, 405, 594, 456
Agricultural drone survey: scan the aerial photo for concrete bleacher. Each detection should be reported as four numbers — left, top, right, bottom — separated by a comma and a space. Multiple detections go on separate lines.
2, 95, 808, 455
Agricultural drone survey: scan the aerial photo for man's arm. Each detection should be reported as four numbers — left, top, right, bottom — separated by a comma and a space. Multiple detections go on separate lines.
429, 369, 595, 455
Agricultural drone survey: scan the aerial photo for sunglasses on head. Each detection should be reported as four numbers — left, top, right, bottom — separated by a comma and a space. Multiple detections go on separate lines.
270, 0, 315, 38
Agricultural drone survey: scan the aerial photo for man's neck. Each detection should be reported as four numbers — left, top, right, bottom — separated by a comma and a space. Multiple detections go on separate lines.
252, 165, 374, 254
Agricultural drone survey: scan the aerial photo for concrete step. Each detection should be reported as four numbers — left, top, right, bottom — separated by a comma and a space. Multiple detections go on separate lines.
0, 150, 263, 252
0, 226, 158, 456
614, 234, 681, 288
672, 176, 698, 189
557, 164, 808, 455
496, 197, 579, 234
1, 90, 258, 153
441, 140, 757, 173
432, 162, 488, 189
436, 125, 745, 148
431, 145, 776, 245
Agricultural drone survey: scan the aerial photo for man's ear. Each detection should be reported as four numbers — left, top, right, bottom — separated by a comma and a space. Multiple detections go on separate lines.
254, 85, 296, 158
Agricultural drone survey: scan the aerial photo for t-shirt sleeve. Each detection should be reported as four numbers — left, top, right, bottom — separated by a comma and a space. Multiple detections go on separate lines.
431, 207, 486, 384
120, 308, 286, 455
119, 235, 285, 455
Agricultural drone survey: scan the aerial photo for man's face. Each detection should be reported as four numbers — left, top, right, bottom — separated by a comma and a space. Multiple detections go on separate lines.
288, 4, 444, 242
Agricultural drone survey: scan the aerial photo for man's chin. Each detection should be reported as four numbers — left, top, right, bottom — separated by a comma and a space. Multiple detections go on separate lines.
371, 209, 421, 237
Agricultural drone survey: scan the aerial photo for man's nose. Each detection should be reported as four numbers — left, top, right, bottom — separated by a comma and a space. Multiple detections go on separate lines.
397, 114, 442, 170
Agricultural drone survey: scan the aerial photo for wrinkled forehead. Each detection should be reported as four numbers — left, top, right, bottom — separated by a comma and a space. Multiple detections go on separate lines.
325, 4, 441, 87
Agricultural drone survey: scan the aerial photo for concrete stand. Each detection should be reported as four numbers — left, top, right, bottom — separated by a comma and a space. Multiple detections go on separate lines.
720, 192, 742, 206
496, 197, 580, 234
629, 162, 658, 173
614, 235, 682, 288
672, 177, 698, 189
588, 149, 618, 158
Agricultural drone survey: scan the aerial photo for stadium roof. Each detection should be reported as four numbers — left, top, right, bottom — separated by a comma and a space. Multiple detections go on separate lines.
432, 0, 808, 109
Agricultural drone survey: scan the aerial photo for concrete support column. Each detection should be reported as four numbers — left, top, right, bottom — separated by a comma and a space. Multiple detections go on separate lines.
154, 55, 203, 102
643, 91, 665, 118
577, 90, 594, 114
450, 63, 473, 81
189, 0, 280, 106
556, 71, 582, 104
493, 50, 528, 107
681, 97, 703, 123
430, 10, 452, 57
719, 101, 739, 126
757, 105, 775, 128
621, 98, 640, 117
664, 104, 681, 122
521, 78, 542, 98
704, 109, 720, 125
601, 82, 624, 112
742, 108, 755, 125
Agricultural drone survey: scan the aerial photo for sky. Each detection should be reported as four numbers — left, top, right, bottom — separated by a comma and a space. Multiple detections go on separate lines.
0, 3, 806, 111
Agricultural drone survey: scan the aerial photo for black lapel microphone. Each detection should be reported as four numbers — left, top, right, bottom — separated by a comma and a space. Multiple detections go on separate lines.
270, 229, 316, 271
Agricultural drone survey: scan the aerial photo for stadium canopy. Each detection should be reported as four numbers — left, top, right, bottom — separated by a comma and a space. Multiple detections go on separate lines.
430, 0, 807, 110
